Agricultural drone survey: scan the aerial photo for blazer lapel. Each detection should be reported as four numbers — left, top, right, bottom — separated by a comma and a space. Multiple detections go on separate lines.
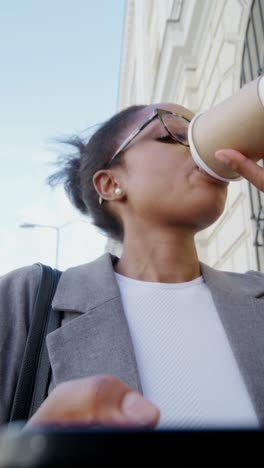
201, 262, 264, 426
46, 253, 142, 393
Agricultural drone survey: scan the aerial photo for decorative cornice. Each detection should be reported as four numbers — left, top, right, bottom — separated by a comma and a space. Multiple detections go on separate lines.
151, 0, 214, 103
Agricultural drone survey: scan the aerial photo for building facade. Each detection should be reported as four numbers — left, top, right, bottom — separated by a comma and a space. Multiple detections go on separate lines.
107, 0, 264, 273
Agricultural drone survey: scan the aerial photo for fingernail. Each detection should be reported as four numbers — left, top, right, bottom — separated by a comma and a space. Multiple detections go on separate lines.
122, 392, 157, 424
215, 152, 231, 164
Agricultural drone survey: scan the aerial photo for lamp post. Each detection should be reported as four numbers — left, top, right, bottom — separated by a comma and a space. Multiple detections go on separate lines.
19, 220, 84, 268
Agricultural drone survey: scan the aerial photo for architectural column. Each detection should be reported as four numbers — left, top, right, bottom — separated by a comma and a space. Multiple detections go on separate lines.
134, 0, 149, 103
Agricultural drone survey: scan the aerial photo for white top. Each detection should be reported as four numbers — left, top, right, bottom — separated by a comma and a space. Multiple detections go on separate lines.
115, 272, 259, 429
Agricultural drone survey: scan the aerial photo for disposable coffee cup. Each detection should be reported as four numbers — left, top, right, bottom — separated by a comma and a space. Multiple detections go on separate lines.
188, 75, 264, 182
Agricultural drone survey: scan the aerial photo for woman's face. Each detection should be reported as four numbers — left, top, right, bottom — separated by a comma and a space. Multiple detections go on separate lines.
116, 103, 229, 233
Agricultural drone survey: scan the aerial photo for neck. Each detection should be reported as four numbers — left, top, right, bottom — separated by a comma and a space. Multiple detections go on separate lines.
114, 225, 201, 283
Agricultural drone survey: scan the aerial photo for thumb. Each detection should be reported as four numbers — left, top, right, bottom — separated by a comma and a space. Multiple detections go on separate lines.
26, 375, 160, 429
215, 149, 264, 191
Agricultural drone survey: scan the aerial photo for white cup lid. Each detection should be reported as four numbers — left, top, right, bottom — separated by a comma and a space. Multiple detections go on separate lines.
188, 112, 242, 183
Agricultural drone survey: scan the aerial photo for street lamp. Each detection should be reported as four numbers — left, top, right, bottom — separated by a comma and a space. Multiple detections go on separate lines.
19, 220, 87, 268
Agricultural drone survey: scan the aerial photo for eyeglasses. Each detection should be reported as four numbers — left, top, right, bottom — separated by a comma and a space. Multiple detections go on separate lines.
99, 108, 191, 205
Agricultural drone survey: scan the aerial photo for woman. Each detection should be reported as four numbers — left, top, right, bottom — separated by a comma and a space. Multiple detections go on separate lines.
1, 101, 264, 429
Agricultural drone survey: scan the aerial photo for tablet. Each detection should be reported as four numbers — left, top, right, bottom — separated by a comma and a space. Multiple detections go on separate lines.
0, 423, 262, 467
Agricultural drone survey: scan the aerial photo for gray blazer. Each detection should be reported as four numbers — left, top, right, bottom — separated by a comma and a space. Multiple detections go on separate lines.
1, 253, 264, 426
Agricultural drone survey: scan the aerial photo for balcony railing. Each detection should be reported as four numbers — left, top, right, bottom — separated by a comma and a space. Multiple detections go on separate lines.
241, 0, 264, 271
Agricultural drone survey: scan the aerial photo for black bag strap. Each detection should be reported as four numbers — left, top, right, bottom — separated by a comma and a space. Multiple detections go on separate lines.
9, 263, 62, 422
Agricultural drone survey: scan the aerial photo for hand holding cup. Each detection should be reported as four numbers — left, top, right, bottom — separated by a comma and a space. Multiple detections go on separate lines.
215, 149, 264, 192
188, 75, 264, 184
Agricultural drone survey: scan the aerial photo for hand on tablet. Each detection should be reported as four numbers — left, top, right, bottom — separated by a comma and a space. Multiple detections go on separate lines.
25, 375, 160, 429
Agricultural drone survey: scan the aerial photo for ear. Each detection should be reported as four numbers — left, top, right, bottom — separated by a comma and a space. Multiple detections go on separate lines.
93, 170, 125, 204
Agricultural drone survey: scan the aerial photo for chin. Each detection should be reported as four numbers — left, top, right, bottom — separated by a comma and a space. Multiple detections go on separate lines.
196, 188, 227, 224
188, 194, 226, 230
196, 204, 226, 231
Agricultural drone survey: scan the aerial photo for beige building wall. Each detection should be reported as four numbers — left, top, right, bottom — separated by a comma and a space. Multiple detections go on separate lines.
107, 0, 261, 273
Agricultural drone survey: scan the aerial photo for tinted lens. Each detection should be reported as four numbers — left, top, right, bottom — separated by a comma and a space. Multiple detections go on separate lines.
162, 114, 189, 145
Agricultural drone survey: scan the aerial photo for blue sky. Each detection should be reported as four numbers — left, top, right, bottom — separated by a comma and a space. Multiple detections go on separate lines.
0, 0, 125, 274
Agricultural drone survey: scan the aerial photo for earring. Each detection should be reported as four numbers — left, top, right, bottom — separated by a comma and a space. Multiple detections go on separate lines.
114, 187, 123, 195
99, 188, 123, 205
